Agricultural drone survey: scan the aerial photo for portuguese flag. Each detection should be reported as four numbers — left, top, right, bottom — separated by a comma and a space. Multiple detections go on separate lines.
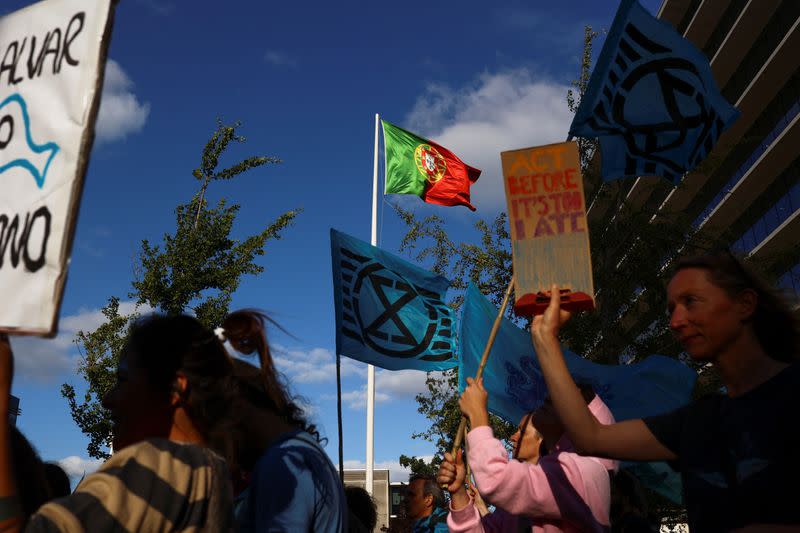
382, 120, 481, 211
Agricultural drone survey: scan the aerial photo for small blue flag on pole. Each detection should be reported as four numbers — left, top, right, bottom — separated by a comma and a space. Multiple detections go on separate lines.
331, 229, 457, 371
569, 0, 739, 183
459, 283, 696, 424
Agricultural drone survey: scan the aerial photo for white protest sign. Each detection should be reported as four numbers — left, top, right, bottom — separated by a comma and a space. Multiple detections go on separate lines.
0, 0, 115, 336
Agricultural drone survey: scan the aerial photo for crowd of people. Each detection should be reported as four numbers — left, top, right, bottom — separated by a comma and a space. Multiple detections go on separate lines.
0, 250, 797, 532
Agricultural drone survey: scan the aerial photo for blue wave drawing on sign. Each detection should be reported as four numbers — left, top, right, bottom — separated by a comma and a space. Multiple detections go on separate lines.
0, 93, 60, 189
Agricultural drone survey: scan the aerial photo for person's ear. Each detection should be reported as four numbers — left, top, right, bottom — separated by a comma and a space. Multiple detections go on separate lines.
737, 289, 758, 321
424, 493, 433, 508
170, 372, 189, 406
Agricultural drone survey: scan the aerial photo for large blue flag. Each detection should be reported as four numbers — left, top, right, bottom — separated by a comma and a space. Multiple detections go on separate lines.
569, 0, 739, 183
331, 229, 457, 371
460, 284, 695, 503
459, 283, 696, 424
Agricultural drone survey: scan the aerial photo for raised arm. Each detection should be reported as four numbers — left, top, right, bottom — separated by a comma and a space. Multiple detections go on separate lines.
531, 287, 677, 462
0, 334, 22, 532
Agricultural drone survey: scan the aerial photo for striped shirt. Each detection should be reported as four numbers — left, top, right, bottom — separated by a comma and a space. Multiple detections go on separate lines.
27, 439, 233, 532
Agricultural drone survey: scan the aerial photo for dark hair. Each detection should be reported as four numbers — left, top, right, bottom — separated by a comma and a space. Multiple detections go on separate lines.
517, 384, 596, 459
44, 462, 71, 499
673, 251, 800, 362
222, 310, 319, 442
345, 486, 377, 531
126, 314, 236, 443
201, 311, 322, 481
10, 426, 51, 525
513, 411, 536, 460
409, 474, 445, 509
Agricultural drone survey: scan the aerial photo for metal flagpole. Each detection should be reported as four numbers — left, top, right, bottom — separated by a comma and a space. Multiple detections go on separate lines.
366, 112, 380, 496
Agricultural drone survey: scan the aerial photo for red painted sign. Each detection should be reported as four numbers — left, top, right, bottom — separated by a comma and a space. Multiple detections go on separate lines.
502, 141, 595, 316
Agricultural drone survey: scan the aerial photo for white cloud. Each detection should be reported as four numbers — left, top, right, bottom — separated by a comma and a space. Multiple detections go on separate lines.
59, 301, 147, 334
376, 369, 433, 396
57, 455, 103, 479
264, 50, 297, 68
343, 455, 435, 483
95, 59, 150, 143
12, 301, 152, 382
340, 369, 439, 409
272, 345, 367, 384
405, 70, 573, 211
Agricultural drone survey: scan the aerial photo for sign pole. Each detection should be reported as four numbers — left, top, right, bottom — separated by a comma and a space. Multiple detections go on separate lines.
449, 277, 514, 459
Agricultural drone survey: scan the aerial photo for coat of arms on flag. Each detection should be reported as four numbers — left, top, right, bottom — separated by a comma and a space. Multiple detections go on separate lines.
331, 229, 457, 371
569, 0, 739, 182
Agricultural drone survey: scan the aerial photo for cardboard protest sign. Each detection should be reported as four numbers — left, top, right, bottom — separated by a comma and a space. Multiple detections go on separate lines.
501, 141, 595, 316
0, 0, 116, 336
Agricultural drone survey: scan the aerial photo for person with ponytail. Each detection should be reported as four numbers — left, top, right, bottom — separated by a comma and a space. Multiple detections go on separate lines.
215, 310, 347, 533
0, 315, 238, 532
437, 382, 617, 532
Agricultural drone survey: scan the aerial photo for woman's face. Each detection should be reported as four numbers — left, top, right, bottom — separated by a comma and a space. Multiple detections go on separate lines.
667, 268, 752, 362
509, 414, 544, 463
102, 345, 172, 451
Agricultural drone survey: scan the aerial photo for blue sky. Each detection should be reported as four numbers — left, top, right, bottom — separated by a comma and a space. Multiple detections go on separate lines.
8, 0, 661, 482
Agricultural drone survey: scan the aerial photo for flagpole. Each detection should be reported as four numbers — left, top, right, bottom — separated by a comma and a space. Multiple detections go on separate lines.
449, 277, 515, 460
366, 112, 380, 496
336, 351, 344, 483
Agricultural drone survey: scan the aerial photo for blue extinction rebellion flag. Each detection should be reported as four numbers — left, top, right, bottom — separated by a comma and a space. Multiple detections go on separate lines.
330, 229, 457, 371
459, 284, 696, 424
569, 0, 739, 183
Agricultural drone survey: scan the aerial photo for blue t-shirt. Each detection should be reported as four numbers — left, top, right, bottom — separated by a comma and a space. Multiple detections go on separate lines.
235, 430, 347, 532
412, 507, 449, 533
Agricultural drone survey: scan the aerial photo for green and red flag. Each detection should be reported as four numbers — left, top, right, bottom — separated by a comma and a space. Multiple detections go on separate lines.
382, 120, 481, 211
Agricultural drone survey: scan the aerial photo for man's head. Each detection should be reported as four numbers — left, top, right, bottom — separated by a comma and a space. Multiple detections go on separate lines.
345, 486, 377, 531
404, 474, 444, 520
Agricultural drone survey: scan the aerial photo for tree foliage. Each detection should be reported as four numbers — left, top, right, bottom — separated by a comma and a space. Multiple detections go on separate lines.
62, 120, 299, 459
391, 25, 738, 527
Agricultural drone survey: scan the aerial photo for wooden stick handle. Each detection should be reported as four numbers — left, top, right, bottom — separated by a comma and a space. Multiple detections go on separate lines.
449, 277, 515, 458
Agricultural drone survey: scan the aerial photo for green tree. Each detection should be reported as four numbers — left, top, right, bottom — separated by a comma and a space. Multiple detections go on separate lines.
393, 208, 517, 477
391, 25, 739, 527
62, 120, 300, 459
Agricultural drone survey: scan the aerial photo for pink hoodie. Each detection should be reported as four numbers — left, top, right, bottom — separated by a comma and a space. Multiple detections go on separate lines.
448, 396, 619, 533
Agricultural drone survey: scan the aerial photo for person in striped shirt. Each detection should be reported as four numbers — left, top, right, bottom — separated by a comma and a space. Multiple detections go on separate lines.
0, 312, 272, 532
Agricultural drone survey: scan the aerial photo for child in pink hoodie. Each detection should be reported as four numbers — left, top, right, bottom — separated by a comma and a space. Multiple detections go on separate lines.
438, 377, 618, 532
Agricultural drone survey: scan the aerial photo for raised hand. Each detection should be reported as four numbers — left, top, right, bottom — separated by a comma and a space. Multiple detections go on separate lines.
438, 449, 471, 510
467, 481, 490, 517
531, 284, 572, 350
437, 450, 466, 494
458, 377, 489, 428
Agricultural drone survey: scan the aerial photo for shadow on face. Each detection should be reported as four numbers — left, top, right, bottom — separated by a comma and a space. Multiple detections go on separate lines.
102, 346, 173, 451
510, 412, 545, 463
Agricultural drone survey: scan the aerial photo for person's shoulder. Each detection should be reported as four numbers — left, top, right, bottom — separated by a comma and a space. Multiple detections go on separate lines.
673, 391, 723, 416
560, 449, 611, 471
100, 439, 226, 487
255, 431, 336, 477
135, 438, 223, 468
